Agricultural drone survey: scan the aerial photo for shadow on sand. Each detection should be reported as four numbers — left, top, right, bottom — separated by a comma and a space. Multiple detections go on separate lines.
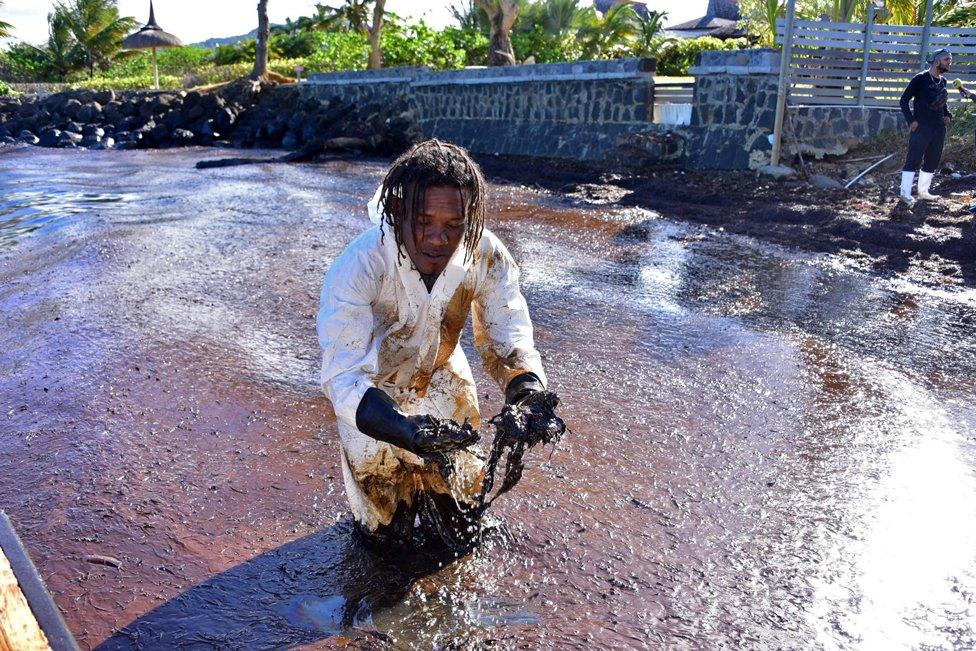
97, 519, 454, 650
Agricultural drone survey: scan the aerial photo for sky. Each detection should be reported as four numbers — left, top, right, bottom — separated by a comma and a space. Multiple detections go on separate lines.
0, 0, 709, 47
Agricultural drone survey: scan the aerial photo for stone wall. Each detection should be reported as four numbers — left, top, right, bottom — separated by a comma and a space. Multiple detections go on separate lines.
787, 106, 903, 158
302, 51, 908, 169
683, 49, 781, 170
302, 59, 673, 161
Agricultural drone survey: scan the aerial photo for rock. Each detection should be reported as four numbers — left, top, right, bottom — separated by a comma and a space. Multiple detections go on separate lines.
62, 98, 83, 119
809, 174, 844, 190
76, 101, 102, 123
81, 134, 102, 147
39, 128, 62, 147
171, 128, 195, 144
58, 130, 83, 145
17, 130, 39, 145
94, 89, 115, 105
92, 136, 115, 150
281, 130, 300, 149
82, 125, 105, 139
65, 121, 83, 134
758, 164, 796, 179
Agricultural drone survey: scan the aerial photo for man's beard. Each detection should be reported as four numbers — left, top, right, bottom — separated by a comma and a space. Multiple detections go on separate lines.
938, 62, 950, 73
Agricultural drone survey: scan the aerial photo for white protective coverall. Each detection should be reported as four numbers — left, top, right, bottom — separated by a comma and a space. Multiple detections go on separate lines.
317, 207, 547, 533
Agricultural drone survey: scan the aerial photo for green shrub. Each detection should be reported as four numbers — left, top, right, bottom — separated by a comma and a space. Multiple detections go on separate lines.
212, 41, 255, 66
99, 46, 214, 79
0, 42, 52, 82
272, 31, 324, 58
442, 27, 489, 67
655, 37, 750, 76
512, 25, 579, 64
0, 79, 12, 95
305, 32, 370, 72
381, 22, 466, 69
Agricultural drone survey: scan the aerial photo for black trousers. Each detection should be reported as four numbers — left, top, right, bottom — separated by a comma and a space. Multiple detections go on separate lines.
903, 123, 946, 173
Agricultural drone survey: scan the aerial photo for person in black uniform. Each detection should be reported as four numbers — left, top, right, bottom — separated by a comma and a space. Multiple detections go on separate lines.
899, 49, 952, 207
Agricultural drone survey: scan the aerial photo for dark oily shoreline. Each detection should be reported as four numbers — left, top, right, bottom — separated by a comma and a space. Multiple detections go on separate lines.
1, 82, 974, 286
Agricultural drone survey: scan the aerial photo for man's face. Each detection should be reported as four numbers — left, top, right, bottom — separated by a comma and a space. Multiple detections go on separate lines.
401, 185, 465, 277
937, 54, 952, 72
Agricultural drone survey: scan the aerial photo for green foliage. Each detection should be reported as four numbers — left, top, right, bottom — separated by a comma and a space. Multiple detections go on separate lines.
0, 43, 52, 82
212, 41, 255, 66
54, 0, 138, 78
0, 79, 12, 95
272, 30, 325, 58
99, 46, 213, 78
655, 37, 750, 76
0, 0, 12, 40
512, 24, 578, 62
381, 22, 467, 69
442, 27, 490, 66
305, 32, 371, 71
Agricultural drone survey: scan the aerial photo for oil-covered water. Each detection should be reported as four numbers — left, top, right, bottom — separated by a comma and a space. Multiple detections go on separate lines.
1, 146, 974, 649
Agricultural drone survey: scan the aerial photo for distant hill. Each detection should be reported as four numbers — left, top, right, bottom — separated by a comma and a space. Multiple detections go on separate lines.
192, 26, 279, 49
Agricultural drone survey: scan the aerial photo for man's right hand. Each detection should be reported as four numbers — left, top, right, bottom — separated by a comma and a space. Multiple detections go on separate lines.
910, 120, 919, 132
409, 414, 479, 456
355, 388, 478, 457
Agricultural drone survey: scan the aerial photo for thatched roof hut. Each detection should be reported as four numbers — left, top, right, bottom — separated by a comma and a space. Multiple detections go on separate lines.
122, 1, 183, 89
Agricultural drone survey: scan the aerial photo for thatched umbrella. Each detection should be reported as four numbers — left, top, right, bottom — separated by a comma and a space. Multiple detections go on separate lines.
122, 1, 183, 89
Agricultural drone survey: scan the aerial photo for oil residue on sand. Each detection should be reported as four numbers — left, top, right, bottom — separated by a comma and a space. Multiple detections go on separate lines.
1, 147, 975, 649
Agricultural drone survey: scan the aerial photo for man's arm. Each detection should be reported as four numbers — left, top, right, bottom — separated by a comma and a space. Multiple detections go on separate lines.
317, 238, 382, 427
471, 234, 547, 402
900, 76, 918, 125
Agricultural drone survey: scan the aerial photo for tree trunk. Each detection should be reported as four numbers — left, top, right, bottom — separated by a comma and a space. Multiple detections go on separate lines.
475, 0, 519, 66
367, 0, 387, 70
250, 0, 270, 80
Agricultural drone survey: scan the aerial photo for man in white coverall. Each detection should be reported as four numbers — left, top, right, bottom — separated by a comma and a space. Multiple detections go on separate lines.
317, 140, 550, 550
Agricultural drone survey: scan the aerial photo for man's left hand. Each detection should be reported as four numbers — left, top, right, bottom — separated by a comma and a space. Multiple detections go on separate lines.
505, 372, 546, 405
945, 115, 952, 126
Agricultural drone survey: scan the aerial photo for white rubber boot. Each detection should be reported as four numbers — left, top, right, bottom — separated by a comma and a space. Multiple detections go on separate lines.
917, 171, 937, 200
900, 171, 916, 207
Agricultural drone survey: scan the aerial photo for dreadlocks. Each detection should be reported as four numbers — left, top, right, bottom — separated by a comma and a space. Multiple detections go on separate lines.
376, 139, 487, 264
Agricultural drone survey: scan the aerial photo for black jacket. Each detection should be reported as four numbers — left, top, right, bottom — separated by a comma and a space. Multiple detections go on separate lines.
900, 72, 950, 126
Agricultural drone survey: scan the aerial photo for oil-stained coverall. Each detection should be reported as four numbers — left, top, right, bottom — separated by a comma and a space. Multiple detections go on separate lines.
317, 207, 547, 534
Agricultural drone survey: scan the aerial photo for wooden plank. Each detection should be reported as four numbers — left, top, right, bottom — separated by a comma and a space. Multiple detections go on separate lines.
0, 549, 50, 651
0, 514, 77, 651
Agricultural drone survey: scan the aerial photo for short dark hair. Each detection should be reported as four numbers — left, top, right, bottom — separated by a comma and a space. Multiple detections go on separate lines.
377, 139, 487, 263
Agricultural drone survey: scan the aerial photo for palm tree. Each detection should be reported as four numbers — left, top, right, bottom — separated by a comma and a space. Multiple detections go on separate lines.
251, 0, 270, 79
450, 0, 491, 32
632, 10, 669, 56
366, 0, 386, 69
55, 0, 137, 79
884, 0, 960, 25
314, 0, 387, 70
517, 0, 580, 36
315, 0, 371, 33
576, 3, 639, 59
0, 0, 13, 39
45, 9, 80, 81
475, 0, 521, 65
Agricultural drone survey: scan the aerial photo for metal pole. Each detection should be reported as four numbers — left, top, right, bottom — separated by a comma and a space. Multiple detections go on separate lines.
857, 3, 875, 106
771, 0, 797, 168
919, 0, 934, 70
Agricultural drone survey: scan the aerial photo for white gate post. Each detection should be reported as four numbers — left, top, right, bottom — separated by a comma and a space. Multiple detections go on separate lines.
857, 4, 876, 106
771, 0, 798, 168
919, 0, 935, 69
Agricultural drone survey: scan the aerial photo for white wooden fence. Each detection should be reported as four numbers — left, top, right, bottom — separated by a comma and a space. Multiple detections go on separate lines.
776, 15, 976, 107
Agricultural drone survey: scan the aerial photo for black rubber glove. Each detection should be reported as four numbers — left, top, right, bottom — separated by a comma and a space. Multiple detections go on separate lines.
355, 387, 478, 457
505, 372, 545, 405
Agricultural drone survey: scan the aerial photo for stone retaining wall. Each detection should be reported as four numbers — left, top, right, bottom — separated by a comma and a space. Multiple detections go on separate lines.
788, 105, 904, 158
303, 59, 670, 161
